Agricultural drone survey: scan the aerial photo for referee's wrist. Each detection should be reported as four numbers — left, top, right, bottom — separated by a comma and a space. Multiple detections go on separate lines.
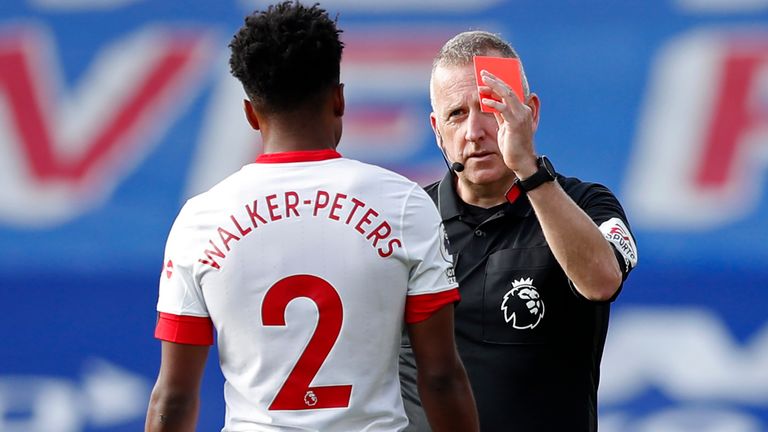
512, 157, 539, 180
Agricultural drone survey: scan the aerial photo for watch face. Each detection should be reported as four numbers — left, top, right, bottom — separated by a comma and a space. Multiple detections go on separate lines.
541, 156, 556, 179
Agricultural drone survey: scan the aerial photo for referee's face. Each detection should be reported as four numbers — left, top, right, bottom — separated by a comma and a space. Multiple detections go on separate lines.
430, 63, 515, 190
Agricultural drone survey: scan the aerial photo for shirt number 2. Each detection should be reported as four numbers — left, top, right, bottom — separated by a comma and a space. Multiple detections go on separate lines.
262, 274, 352, 410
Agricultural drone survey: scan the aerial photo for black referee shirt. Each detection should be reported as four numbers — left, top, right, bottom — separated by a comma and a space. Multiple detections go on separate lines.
399, 170, 635, 432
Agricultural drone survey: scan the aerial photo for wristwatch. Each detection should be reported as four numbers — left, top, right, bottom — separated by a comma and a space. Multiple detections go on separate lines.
516, 155, 556, 193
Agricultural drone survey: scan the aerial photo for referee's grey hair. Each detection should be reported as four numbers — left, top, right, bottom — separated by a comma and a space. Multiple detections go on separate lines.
431, 30, 530, 98
433, 31, 518, 69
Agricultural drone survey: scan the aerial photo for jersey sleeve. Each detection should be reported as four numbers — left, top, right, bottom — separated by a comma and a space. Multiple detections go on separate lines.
400, 185, 460, 324
154, 200, 214, 345
576, 183, 639, 278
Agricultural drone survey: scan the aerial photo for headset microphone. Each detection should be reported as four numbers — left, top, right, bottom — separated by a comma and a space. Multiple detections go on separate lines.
437, 132, 465, 173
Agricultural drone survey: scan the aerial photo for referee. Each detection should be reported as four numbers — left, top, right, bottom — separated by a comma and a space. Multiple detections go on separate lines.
399, 30, 638, 432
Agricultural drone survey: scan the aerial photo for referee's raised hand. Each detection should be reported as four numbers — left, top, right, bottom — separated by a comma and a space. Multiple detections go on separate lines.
479, 69, 540, 180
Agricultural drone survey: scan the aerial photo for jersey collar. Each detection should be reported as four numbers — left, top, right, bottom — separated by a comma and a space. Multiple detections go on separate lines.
255, 149, 342, 164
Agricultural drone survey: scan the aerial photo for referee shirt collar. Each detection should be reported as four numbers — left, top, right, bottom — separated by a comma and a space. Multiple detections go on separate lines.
436, 170, 532, 221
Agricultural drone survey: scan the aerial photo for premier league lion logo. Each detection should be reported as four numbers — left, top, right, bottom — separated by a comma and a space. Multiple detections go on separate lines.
501, 277, 545, 330
439, 223, 453, 263
439, 223, 457, 284
304, 390, 318, 407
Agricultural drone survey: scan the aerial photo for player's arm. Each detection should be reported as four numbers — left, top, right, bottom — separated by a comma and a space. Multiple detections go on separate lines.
145, 341, 209, 432
407, 303, 480, 432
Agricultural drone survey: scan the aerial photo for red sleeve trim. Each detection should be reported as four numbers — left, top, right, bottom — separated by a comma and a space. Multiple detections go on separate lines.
405, 288, 461, 324
155, 312, 214, 346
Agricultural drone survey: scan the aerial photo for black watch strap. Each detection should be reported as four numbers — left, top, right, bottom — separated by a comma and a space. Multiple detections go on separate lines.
517, 156, 556, 193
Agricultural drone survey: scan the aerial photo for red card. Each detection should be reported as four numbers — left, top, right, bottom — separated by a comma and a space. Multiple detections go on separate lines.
473, 56, 524, 113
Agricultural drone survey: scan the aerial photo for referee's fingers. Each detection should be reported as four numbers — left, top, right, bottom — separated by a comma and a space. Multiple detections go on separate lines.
480, 70, 524, 108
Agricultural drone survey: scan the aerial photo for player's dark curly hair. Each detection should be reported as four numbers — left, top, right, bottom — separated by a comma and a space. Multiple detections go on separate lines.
229, 1, 344, 113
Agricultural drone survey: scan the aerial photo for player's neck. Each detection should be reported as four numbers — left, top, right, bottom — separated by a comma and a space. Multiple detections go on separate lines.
260, 116, 340, 154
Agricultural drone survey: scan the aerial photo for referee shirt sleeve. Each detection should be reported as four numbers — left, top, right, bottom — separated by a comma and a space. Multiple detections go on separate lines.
577, 183, 638, 277
568, 181, 638, 302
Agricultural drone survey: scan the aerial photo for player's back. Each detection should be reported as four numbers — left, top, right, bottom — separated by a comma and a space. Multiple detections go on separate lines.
157, 151, 453, 431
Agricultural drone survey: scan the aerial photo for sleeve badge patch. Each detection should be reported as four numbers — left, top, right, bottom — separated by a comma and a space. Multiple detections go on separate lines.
599, 218, 638, 269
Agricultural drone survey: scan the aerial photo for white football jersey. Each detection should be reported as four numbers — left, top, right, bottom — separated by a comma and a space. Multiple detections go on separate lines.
155, 150, 458, 432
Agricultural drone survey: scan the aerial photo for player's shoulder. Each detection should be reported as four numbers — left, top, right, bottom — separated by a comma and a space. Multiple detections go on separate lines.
339, 158, 427, 201
174, 166, 251, 222
342, 158, 419, 186
192, 163, 259, 200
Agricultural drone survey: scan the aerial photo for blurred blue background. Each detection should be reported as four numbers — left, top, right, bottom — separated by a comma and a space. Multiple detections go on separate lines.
1, 0, 766, 431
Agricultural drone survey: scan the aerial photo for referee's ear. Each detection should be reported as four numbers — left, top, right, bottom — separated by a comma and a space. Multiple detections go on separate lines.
243, 99, 260, 130
526, 92, 541, 133
429, 112, 440, 147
